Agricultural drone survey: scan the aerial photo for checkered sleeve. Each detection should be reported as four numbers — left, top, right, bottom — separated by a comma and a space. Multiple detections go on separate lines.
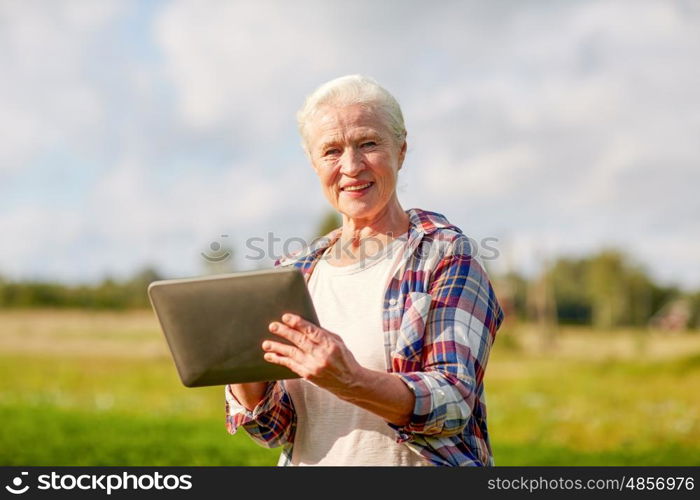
390, 236, 503, 440
223, 258, 300, 449
225, 381, 296, 448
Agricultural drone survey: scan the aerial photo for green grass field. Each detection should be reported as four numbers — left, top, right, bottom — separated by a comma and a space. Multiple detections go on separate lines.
1, 310, 698, 465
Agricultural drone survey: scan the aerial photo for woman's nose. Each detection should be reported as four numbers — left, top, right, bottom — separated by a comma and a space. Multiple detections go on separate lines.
339, 148, 365, 175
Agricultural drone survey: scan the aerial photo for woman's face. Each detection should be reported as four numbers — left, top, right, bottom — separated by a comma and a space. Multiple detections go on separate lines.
306, 104, 406, 224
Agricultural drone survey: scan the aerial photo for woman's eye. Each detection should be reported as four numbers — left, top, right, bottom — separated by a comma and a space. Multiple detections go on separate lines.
324, 148, 340, 157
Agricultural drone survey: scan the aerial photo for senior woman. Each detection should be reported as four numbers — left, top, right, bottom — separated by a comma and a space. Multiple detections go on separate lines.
225, 75, 504, 466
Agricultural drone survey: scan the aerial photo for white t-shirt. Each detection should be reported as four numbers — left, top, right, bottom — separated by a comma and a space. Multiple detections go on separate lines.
283, 235, 431, 466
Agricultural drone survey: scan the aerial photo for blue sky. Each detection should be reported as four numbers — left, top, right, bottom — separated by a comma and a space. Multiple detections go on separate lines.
1, 0, 699, 289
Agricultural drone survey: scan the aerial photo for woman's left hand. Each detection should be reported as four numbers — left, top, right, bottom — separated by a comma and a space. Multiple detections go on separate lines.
263, 313, 362, 396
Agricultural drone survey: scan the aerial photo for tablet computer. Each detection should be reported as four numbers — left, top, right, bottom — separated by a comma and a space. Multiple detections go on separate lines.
148, 267, 316, 387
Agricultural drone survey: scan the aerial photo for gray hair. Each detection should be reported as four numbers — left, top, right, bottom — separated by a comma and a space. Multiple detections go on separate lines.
296, 74, 407, 156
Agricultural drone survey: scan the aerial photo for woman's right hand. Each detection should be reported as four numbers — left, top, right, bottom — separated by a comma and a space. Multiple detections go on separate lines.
227, 382, 269, 411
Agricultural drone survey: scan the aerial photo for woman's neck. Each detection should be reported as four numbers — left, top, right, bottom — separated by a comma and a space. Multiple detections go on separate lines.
338, 201, 409, 250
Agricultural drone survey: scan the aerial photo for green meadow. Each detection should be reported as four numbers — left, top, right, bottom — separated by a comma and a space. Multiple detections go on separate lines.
1, 310, 698, 465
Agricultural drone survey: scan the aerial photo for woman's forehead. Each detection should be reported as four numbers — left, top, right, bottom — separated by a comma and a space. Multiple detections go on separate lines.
309, 104, 390, 140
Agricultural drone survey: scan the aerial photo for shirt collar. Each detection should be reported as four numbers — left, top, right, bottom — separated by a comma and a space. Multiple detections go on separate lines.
406, 207, 461, 237
276, 208, 461, 268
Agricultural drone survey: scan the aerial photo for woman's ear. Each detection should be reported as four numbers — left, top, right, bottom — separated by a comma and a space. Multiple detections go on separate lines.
397, 140, 407, 170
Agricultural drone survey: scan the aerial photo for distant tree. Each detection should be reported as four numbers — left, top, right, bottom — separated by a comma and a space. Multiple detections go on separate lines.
625, 267, 656, 327
124, 266, 164, 307
688, 291, 700, 329
528, 264, 558, 348
545, 249, 683, 329
586, 250, 629, 329
496, 271, 529, 320
547, 258, 591, 324
94, 277, 129, 309
131, 267, 163, 285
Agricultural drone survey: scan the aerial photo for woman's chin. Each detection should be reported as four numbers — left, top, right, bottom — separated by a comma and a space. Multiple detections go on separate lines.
337, 202, 375, 221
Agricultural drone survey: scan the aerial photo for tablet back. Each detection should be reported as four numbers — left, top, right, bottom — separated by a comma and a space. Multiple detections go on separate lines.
148, 267, 315, 387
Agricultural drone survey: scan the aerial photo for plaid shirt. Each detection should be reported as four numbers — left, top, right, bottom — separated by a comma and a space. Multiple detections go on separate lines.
225, 208, 504, 466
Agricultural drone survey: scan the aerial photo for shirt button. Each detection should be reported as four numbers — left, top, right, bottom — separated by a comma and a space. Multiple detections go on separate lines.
389, 298, 397, 306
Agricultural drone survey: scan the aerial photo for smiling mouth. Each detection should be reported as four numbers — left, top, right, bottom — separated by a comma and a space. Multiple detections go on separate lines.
342, 182, 374, 192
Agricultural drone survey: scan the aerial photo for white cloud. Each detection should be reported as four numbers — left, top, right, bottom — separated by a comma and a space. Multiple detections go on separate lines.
422, 144, 538, 199
153, 1, 340, 137
0, 0, 126, 173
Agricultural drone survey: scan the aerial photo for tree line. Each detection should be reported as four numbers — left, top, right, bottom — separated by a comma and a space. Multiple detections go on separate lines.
0, 268, 161, 310
499, 249, 700, 330
1, 247, 698, 330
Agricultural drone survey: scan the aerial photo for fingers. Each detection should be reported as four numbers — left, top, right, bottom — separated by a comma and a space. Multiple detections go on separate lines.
268, 320, 313, 351
281, 313, 326, 342
263, 351, 309, 378
264, 314, 346, 384
262, 340, 301, 361
268, 313, 326, 349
